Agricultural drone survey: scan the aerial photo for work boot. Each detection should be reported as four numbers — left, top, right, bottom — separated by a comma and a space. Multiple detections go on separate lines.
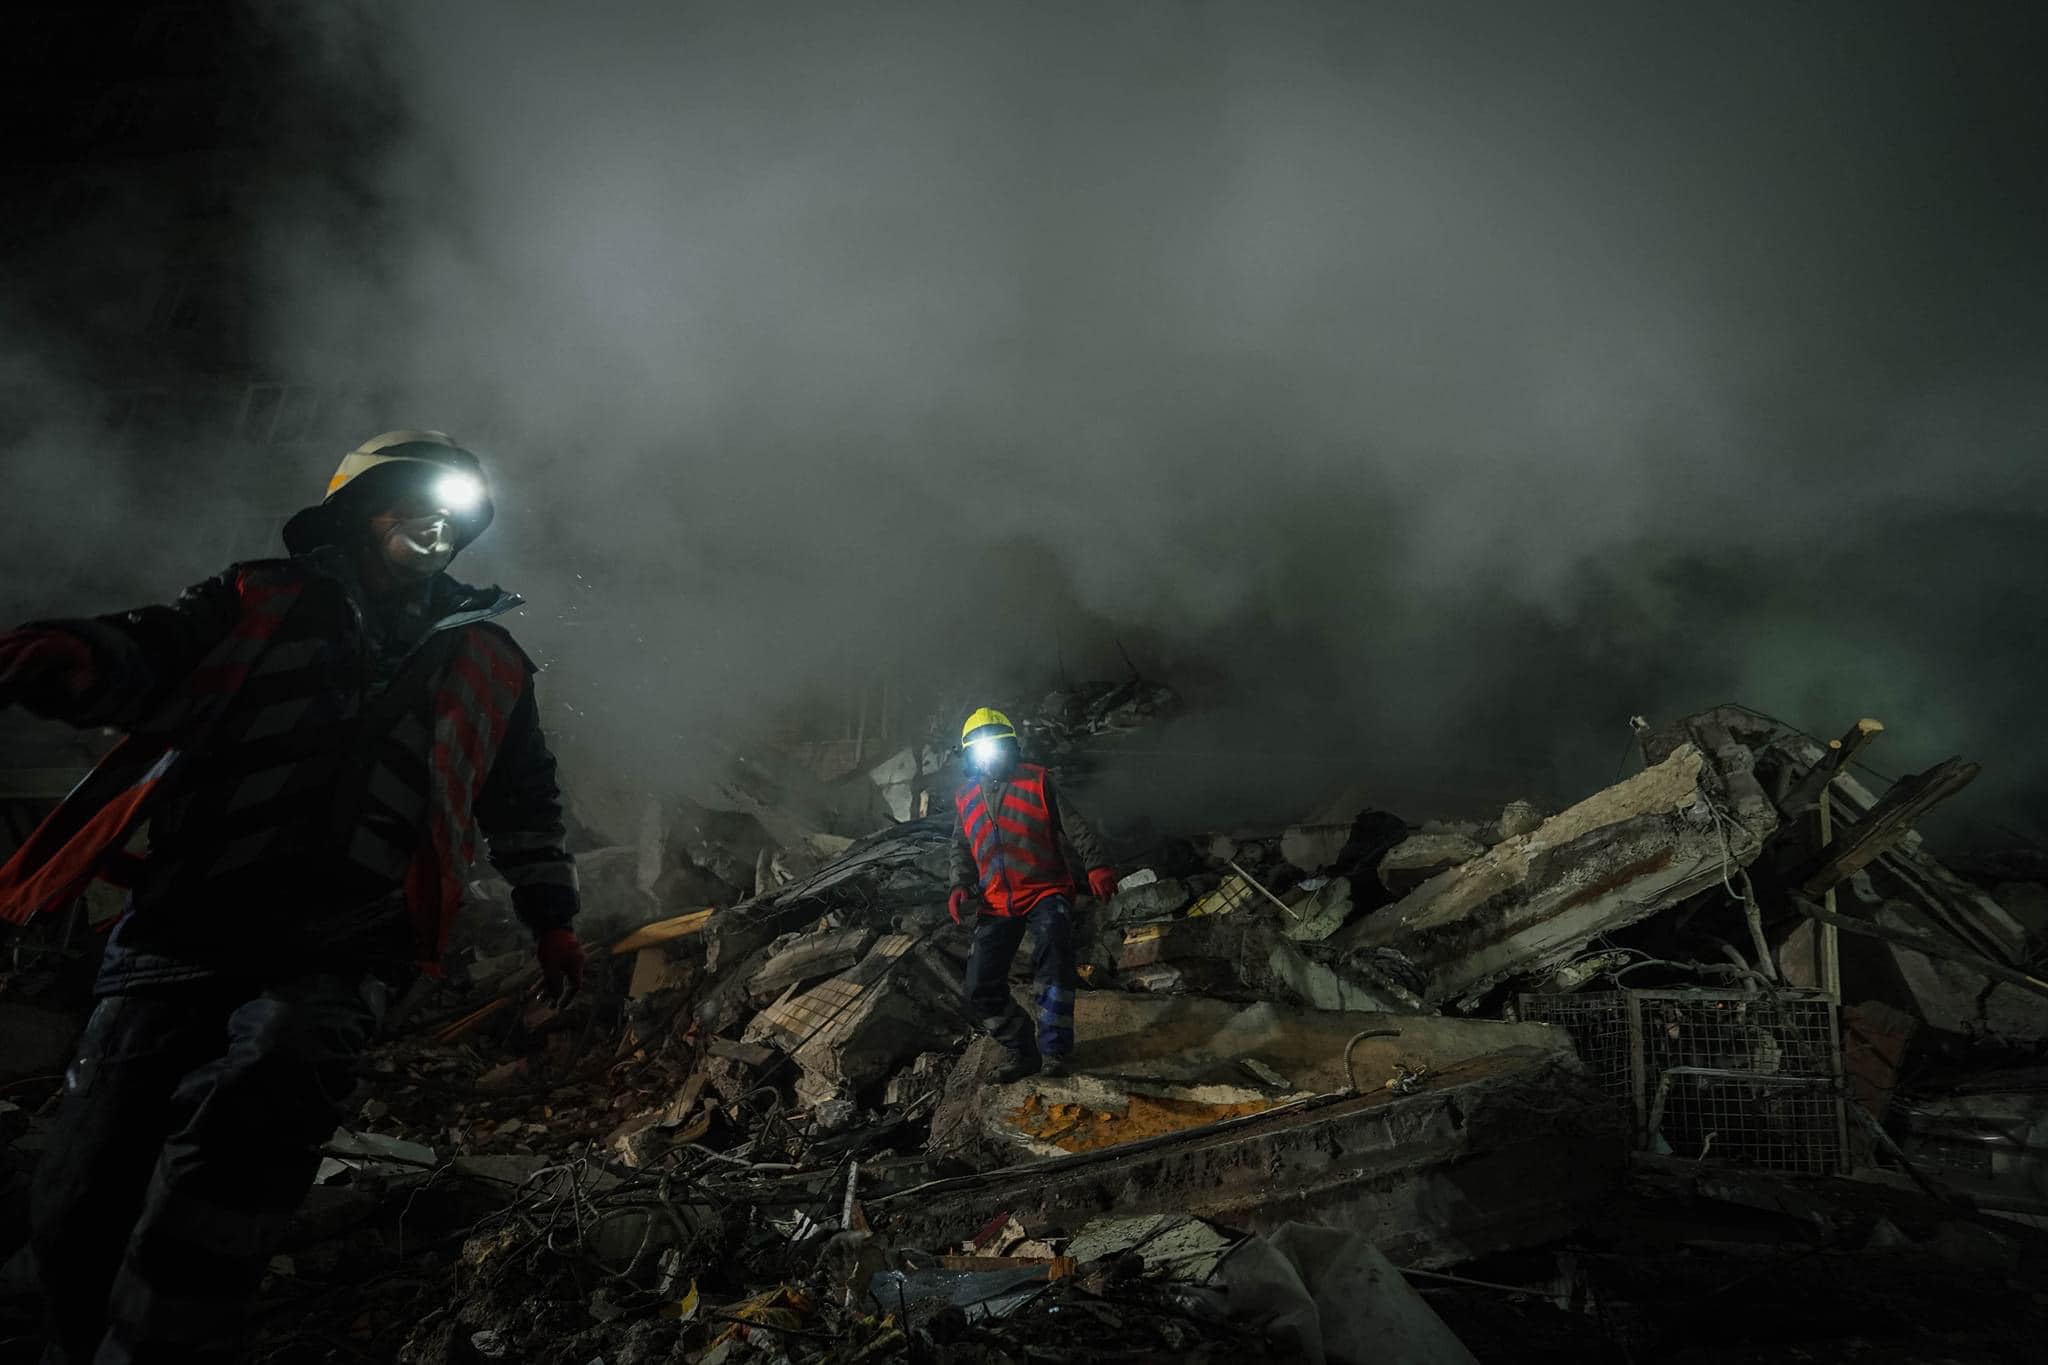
993, 1050, 1040, 1084
1039, 1055, 1070, 1078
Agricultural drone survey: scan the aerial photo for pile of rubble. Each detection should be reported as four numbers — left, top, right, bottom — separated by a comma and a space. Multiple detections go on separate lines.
5, 701, 2048, 1362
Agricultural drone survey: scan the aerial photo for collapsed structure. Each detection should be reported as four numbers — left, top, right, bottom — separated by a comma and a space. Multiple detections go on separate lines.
3, 696, 2046, 1361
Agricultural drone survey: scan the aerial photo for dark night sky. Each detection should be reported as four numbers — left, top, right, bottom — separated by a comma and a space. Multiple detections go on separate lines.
2, 2, 2045, 839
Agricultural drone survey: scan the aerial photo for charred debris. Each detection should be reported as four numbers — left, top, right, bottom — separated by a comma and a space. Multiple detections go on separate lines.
5, 692, 2048, 1363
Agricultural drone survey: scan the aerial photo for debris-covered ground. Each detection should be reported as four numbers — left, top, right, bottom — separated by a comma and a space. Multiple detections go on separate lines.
5, 696, 2048, 1362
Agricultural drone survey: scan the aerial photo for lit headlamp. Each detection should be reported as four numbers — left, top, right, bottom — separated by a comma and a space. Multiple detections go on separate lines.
434, 470, 484, 514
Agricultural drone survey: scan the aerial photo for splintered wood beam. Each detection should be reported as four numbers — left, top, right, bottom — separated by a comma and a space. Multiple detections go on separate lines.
610, 908, 715, 955
1795, 899, 2048, 1000
1798, 757, 1980, 896
1783, 717, 1886, 814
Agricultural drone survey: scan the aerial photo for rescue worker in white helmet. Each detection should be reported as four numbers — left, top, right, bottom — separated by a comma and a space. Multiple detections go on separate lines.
949, 707, 1118, 1082
0, 430, 585, 1362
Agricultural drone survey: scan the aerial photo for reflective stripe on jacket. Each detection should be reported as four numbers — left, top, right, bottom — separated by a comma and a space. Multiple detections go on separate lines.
952, 762, 1106, 917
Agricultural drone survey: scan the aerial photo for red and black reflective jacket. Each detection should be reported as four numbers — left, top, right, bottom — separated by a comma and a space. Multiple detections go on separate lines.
0, 556, 577, 974
951, 762, 1108, 917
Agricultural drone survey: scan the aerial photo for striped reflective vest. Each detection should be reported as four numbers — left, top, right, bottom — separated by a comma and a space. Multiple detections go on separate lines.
954, 763, 1074, 917
0, 563, 528, 970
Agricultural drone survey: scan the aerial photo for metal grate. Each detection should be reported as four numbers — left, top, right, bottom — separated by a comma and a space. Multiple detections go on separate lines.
1515, 991, 1634, 1115
1521, 987, 1846, 1174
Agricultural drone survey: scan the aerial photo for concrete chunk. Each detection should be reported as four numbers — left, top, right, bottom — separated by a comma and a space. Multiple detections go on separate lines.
874, 1049, 1620, 1270
1281, 824, 1351, 875
1108, 877, 1190, 923
744, 934, 928, 1105
746, 926, 878, 1005
1339, 743, 1776, 1007
1376, 833, 1486, 896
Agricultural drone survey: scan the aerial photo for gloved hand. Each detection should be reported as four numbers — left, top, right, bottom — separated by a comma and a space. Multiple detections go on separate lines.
1087, 867, 1120, 901
533, 926, 586, 1006
0, 629, 97, 710
947, 888, 972, 926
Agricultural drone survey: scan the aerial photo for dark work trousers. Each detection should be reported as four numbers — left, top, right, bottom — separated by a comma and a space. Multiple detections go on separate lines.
961, 896, 1076, 1060
31, 972, 388, 1365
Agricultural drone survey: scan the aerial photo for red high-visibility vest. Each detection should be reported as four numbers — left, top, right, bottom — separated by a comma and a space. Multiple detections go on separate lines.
955, 763, 1074, 917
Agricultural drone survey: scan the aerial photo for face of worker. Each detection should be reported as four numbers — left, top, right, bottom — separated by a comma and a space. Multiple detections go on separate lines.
969, 736, 1020, 779
364, 490, 456, 585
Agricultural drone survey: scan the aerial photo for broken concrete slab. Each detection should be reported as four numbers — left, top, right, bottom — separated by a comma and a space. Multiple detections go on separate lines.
1259, 936, 1418, 1012
874, 1049, 1621, 1270
883, 1051, 950, 1109
927, 1037, 1009, 1163
1107, 876, 1189, 924
1063, 993, 1573, 1096
699, 818, 954, 972
1376, 832, 1486, 895
955, 996, 1581, 1156
1116, 914, 1417, 1010
744, 933, 935, 1105
1067, 1212, 1239, 1280
1872, 900, 2048, 1042
1336, 741, 1776, 1008
745, 927, 878, 1005
1498, 800, 1543, 838
868, 746, 940, 824
1281, 823, 1351, 875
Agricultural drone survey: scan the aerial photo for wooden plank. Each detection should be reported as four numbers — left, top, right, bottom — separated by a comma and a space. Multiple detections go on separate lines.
610, 909, 714, 955
1798, 758, 1980, 895
432, 993, 516, 1044
628, 946, 691, 998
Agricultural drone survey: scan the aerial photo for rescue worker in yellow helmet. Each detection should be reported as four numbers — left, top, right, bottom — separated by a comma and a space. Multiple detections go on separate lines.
948, 708, 1118, 1081
0, 430, 584, 1361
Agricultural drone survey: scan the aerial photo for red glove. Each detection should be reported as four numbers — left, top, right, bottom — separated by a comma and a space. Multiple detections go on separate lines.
947, 888, 971, 925
1087, 868, 1120, 901
534, 927, 586, 1005
0, 629, 98, 709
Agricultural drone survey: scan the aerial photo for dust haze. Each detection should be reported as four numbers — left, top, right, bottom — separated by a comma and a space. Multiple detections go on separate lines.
11, 2, 2048, 839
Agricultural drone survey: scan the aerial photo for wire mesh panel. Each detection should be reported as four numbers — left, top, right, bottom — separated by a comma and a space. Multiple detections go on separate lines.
1522, 988, 1845, 1174
1517, 991, 1634, 1127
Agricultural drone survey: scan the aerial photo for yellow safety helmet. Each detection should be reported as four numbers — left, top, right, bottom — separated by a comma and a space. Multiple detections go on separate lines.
960, 707, 1017, 747
283, 430, 496, 555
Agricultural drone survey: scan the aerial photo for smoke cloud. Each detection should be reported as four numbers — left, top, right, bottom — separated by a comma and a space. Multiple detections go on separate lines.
13, 2, 2047, 840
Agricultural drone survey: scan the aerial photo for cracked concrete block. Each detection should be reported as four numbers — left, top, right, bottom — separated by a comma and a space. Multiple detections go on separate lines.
745, 935, 929, 1104
746, 927, 878, 1005
1339, 743, 1776, 1007
1376, 833, 1487, 895
1280, 824, 1351, 875
1108, 877, 1189, 924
